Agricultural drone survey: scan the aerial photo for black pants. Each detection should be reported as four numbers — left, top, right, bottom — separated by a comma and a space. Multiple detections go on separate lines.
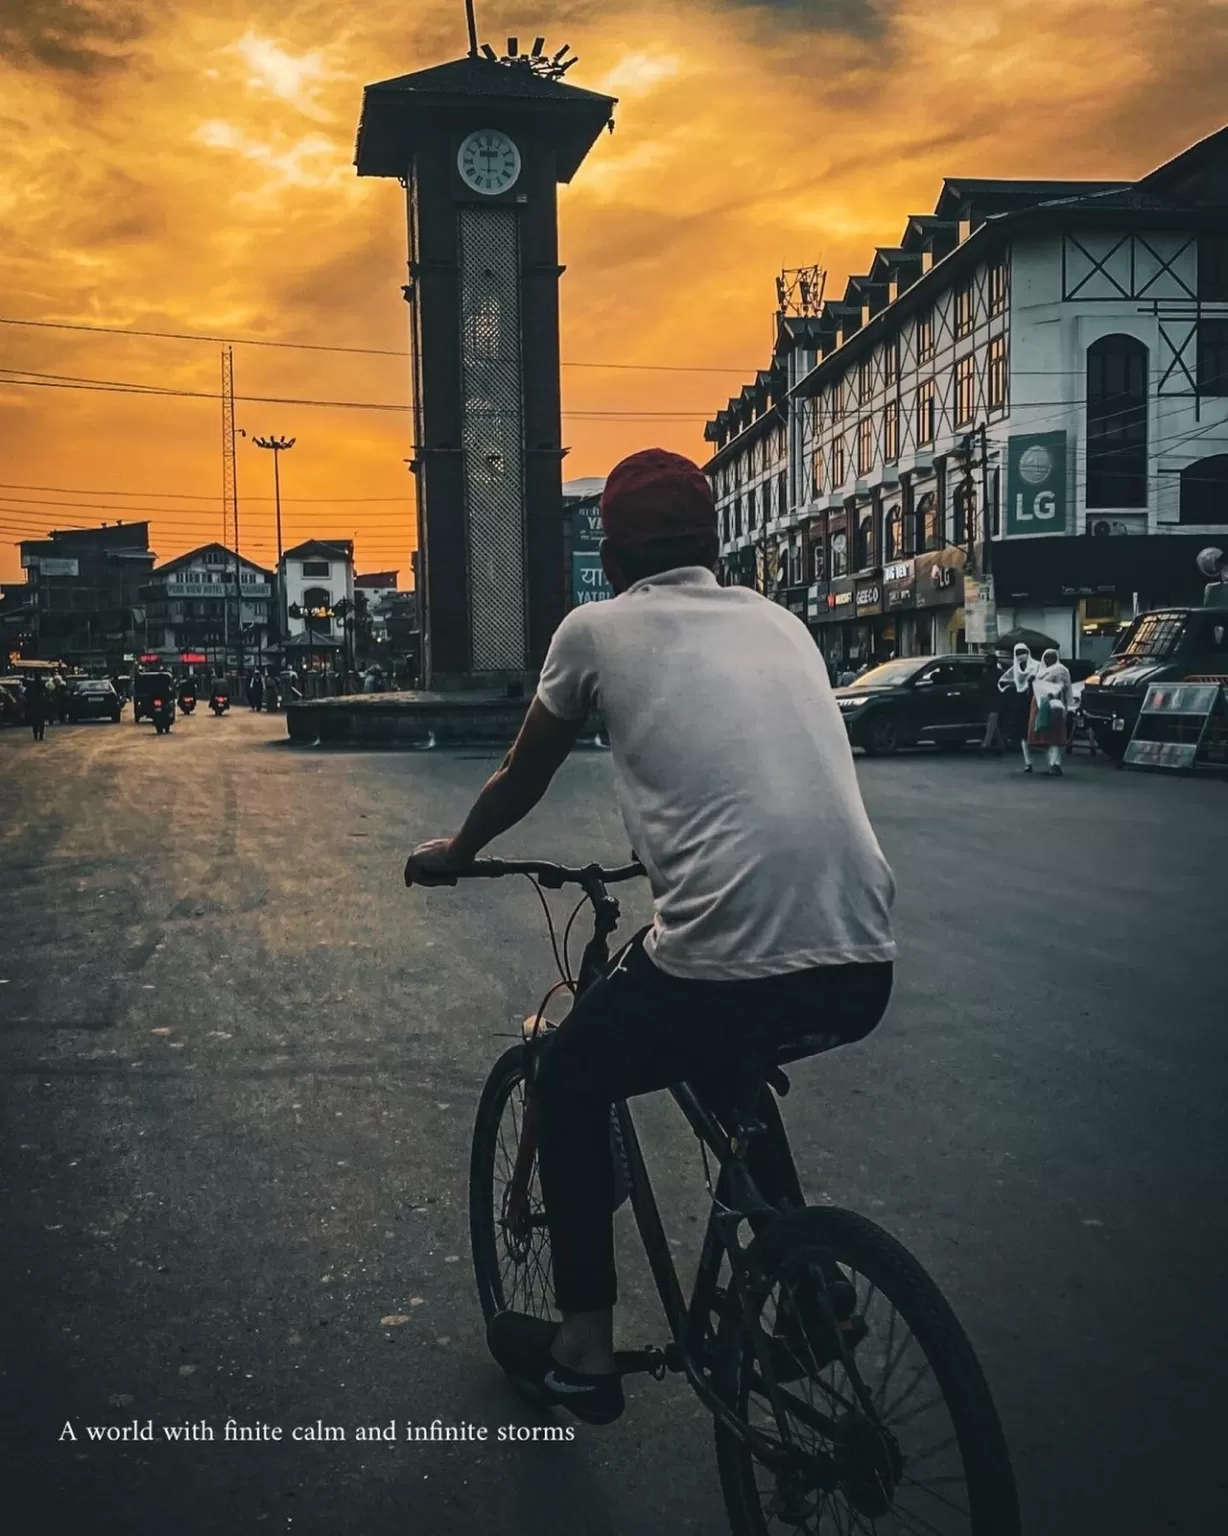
534, 933, 893, 1313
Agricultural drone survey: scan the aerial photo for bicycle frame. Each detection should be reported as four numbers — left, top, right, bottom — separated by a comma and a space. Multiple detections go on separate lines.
462, 857, 858, 1476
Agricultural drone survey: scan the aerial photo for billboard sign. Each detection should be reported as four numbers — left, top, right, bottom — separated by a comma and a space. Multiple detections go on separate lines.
570, 499, 613, 608
964, 574, 999, 643
1005, 431, 1068, 537
21, 556, 80, 576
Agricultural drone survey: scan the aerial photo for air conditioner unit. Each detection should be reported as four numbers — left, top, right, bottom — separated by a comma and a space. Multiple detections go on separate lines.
1088, 513, 1146, 536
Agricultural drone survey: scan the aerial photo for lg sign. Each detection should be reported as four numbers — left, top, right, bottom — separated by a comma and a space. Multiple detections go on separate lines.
1006, 432, 1067, 537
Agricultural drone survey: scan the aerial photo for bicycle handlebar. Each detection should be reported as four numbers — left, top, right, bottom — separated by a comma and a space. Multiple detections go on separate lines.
461, 858, 645, 890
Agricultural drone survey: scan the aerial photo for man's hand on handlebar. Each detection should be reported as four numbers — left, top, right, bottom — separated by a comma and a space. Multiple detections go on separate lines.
404, 837, 467, 887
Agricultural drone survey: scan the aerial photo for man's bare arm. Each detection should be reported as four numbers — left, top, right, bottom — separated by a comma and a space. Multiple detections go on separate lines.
405, 700, 583, 884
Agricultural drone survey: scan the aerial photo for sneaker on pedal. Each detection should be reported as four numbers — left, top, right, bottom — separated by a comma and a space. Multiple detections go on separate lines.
487, 1311, 625, 1425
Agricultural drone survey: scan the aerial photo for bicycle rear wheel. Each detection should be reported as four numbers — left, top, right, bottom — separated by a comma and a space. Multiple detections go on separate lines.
713, 1206, 1020, 1536
468, 1044, 557, 1327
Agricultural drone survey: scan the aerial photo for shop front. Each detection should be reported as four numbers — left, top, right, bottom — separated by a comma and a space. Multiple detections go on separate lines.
883, 559, 917, 655
853, 573, 887, 662
779, 585, 809, 623
989, 533, 1212, 662
813, 577, 856, 666
914, 546, 967, 654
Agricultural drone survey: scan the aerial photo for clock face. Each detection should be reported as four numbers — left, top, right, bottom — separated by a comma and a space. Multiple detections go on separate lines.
457, 130, 522, 195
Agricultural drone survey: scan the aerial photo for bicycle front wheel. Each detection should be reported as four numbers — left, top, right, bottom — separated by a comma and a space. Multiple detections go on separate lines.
713, 1205, 1020, 1536
468, 1044, 557, 1328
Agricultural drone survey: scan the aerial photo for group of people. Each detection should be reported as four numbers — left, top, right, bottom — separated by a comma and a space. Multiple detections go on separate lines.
243, 668, 298, 712
983, 643, 1075, 775
18, 671, 74, 741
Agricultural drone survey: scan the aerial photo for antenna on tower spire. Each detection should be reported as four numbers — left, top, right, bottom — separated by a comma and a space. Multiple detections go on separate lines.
464, 0, 479, 57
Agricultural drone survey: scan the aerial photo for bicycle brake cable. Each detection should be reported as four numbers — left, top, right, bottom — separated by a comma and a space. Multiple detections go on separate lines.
560, 894, 588, 989
522, 874, 572, 990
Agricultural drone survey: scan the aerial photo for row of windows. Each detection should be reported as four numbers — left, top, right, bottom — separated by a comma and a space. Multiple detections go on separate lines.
723, 321, 1228, 540
809, 337, 1008, 495
722, 473, 789, 540
814, 486, 978, 579
826, 262, 1007, 422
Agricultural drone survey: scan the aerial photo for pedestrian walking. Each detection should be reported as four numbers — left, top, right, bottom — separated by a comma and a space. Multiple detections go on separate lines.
55, 674, 71, 724
977, 655, 1008, 755
249, 671, 264, 712
264, 672, 281, 713
24, 676, 47, 741
999, 643, 1038, 763
1025, 649, 1073, 776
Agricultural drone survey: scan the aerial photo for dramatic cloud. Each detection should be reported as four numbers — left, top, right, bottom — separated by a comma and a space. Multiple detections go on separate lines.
0, 0, 145, 75
1, 0, 1226, 583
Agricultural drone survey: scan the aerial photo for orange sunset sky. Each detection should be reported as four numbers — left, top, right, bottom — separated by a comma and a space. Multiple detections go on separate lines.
2, 0, 1226, 586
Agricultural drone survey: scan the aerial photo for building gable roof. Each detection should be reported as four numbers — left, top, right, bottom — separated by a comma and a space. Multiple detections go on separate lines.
153, 543, 274, 580
1137, 122, 1228, 205
355, 571, 399, 587
283, 539, 354, 563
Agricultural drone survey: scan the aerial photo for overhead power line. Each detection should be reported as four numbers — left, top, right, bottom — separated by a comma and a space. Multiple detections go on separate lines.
0, 315, 755, 374
0, 370, 710, 418
0, 480, 412, 503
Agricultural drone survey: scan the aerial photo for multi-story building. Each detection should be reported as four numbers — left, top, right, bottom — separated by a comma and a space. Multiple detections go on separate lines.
355, 571, 400, 646
280, 539, 355, 666
704, 123, 1228, 669
142, 544, 275, 671
706, 338, 818, 607
10, 521, 156, 672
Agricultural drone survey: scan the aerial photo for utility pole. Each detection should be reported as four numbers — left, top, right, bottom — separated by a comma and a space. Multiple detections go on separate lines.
221, 347, 244, 681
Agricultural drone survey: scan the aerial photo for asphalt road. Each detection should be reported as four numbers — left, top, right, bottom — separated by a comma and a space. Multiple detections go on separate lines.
1, 708, 1225, 1536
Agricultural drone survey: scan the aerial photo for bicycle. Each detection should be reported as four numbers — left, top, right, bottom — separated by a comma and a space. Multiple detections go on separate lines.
461, 857, 1021, 1535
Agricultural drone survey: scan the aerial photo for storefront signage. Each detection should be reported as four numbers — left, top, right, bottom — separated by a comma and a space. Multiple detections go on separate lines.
855, 582, 883, 616
21, 556, 79, 576
806, 582, 829, 622
179, 651, 208, 664
832, 589, 854, 607
138, 652, 160, 664
883, 561, 912, 584
1005, 431, 1068, 537
964, 575, 999, 643
915, 546, 966, 608
165, 580, 270, 598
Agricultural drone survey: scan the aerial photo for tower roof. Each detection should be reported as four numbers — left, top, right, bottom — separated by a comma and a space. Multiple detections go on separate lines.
356, 54, 616, 183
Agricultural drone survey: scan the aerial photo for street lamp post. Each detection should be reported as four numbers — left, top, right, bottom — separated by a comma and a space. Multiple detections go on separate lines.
251, 435, 295, 569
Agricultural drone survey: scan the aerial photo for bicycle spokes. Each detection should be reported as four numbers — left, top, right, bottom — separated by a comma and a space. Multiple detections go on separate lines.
491, 1073, 554, 1320
741, 1263, 972, 1535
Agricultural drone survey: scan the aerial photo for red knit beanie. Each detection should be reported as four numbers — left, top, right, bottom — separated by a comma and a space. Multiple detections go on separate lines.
600, 448, 716, 548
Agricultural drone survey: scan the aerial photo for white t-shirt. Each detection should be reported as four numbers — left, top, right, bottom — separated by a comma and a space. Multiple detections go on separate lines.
536, 567, 897, 980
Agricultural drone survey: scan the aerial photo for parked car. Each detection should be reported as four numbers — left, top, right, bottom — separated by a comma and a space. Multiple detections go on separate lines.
0, 679, 26, 727
1079, 607, 1228, 759
68, 678, 123, 723
834, 654, 996, 755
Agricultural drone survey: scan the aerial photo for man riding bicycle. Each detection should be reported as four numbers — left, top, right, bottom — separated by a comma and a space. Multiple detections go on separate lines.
406, 448, 896, 1425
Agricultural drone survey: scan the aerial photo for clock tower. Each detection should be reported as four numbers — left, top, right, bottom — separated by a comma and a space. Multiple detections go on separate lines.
355, 35, 616, 690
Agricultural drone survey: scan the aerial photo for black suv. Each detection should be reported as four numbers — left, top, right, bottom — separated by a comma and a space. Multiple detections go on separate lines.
834, 654, 994, 755
1080, 606, 1228, 759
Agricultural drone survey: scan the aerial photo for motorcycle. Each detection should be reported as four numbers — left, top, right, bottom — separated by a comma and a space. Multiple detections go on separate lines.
178, 690, 197, 716
151, 695, 175, 735
210, 691, 230, 717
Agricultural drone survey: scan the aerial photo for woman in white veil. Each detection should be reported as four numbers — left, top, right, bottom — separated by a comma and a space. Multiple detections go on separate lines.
997, 643, 1038, 761
1026, 648, 1073, 775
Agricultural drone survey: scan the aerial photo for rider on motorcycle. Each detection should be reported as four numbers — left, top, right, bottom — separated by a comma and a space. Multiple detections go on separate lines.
406, 449, 897, 1424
